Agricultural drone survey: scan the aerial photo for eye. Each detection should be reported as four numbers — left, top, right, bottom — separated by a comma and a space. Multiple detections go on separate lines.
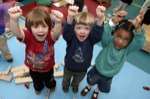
42, 24, 48, 28
85, 26, 90, 30
76, 26, 81, 30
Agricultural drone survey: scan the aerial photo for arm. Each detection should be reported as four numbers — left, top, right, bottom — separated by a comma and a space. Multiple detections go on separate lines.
128, 28, 145, 53
8, 6, 24, 39
90, 6, 105, 44
127, 13, 145, 53
140, 0, 150, 13
67, 6, 79, 24
50, 10, 63, 41
100, 21, 113, 47
62, 6, 79, 42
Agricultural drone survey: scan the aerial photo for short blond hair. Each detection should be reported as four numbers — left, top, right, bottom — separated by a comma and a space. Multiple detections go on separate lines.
74, 12, 95, 26
25, 6, 51, 31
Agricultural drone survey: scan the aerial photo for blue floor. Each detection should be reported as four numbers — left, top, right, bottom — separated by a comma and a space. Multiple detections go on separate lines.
0, 1, 150, 97
0, 34, 150, 99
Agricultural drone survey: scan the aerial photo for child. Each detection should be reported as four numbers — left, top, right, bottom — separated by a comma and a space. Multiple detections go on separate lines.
0, 1, 15, 62
62, 5, 105, 93
8, 6, 63, 94
81, 14, 145, 99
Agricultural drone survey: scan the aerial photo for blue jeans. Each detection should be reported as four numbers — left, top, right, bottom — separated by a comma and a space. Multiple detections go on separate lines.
87, 66, 112, 93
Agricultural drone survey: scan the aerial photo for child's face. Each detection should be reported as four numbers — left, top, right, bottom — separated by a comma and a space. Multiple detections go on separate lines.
113, 29, 131, 49
31, 23, 49, 42
74, 24, 91, 42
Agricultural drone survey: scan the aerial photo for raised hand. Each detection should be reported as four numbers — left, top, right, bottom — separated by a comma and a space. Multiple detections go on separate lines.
68, 5, 79, 17
96, 5, 106, 25
133, 13, 144, 30
96, 5, 106, 20
51, 10, 64, 23
112, 10, 128, 24
8, 6, 22, 20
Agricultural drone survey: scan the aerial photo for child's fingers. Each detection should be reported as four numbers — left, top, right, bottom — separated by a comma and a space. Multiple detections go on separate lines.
51, 10, 63, 19
96, 5, 106, 20
97, 5, 106, 12
68, 5, 79, 13
8, 6, 22, 14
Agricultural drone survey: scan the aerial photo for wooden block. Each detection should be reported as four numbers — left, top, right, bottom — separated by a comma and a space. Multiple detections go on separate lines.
13, 70, 29, 78
0, 66, 11, 75
54, 71, 64, 77
11, 64, 28, 73
4, 32, 14, 39
15, 76, 32, 84
54, 64, 60, 70
0, 74, 13, 82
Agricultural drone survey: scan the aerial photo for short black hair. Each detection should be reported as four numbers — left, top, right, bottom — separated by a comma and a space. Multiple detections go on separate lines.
113, 20, 135, 45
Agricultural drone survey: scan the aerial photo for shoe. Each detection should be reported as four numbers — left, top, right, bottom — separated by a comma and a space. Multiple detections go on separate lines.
72, 86, 78, 93
62, 85, 69, 93
35, 90, 41, 95
91, 91, 99, 99
81, 86, 91, 96
143, 86, 150, 91
6, 58, 13, 63
49, 79, 56, 90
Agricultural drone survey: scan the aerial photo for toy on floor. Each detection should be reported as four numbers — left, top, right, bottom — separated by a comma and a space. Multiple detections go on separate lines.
10, 63, 64, 89
0, 66, 13, 82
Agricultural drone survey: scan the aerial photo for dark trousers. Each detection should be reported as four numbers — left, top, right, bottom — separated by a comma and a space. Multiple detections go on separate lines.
62, 67, 86, 90
30, 69, 56, 91
87, 67, 112, 93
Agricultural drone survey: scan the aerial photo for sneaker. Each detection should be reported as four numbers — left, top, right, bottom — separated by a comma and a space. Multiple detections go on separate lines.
143, 86, 150, 91
62, 84, 69, 93
6, 58, 13, 63
49, 79, 56, 90
35, 90, 41, 95
81, 86, 91, 96
72, 86, 78, 93
91, 91, 99, 99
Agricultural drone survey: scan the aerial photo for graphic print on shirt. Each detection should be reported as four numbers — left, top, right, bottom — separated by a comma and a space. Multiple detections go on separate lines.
26, 40, 54, 69
72, 47, 84, 63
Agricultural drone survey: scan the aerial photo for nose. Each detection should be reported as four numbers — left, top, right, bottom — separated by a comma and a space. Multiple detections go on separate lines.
79, 29, 85, 34
38, 26, 43, 31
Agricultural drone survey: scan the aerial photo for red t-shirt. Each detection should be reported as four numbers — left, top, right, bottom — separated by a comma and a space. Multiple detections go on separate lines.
23, 30, 55, 72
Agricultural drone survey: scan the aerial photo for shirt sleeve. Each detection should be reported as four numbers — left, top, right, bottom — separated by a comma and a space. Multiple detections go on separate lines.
89, 24, 103, 45
101, 22, 113, 48
62, 23, 74, 42
127, 28, 145, 54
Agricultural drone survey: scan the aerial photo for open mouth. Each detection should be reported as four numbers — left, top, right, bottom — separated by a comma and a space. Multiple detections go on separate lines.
79, 35, 85, 39
37, 34, 45, 37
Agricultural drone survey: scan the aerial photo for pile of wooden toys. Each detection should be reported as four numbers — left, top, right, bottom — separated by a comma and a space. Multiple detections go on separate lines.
0, 63, 64, 88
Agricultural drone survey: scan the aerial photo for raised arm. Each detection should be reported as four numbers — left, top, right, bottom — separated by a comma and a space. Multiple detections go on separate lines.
67, 5, 79, 24
95, 5, 106, 26
89, 5, 105, 44
8, 6, 24, 39
50, 10, 63, 41
63, 5, 79, 42
128, 13, 145, 53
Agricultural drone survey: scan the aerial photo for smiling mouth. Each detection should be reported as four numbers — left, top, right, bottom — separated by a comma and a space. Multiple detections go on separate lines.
37, 34, 45, 37
79, 35, 86, 39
